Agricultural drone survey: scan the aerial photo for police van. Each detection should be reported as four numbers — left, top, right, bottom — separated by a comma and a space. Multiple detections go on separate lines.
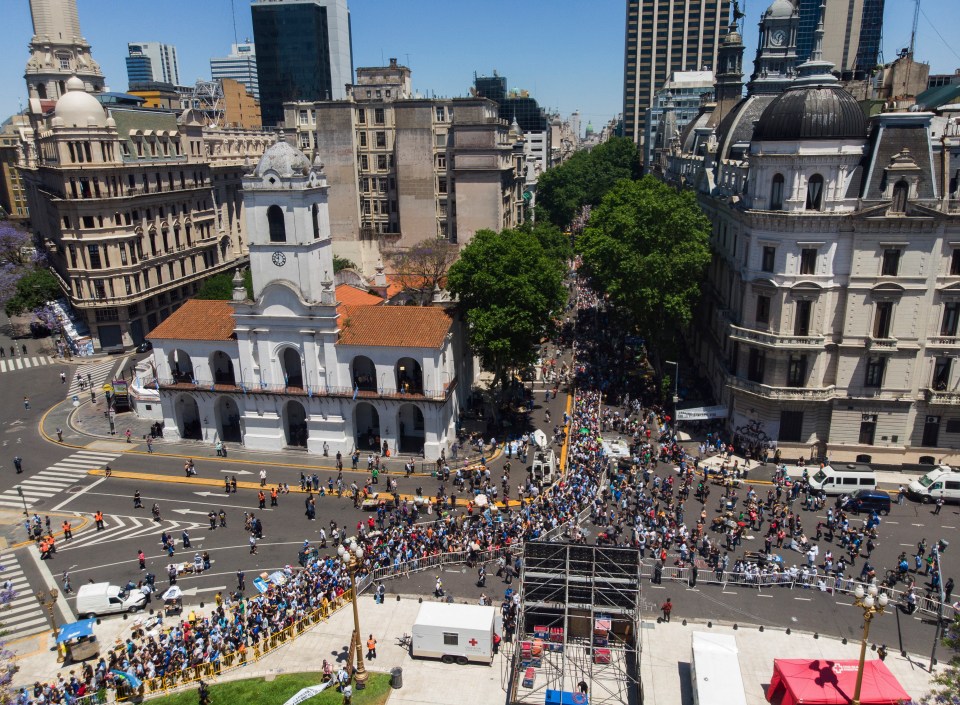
808, 463, 877, 495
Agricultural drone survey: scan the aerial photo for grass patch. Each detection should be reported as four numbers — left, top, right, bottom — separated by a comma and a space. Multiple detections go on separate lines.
144, 671, 392, 705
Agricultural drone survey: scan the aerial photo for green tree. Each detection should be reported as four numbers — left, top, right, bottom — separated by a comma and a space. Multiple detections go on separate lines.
447, 228, 566, 392
578, 176, 711, 350
194, 270, 253, 300
520, 221, 572, 264
4, 268, 61, 316
333, 255, 358, 274
535, 136, 641, 228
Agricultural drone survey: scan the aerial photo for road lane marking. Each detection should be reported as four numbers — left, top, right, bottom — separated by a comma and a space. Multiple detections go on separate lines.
794, 597, 812, 601
50, 476, 106, 512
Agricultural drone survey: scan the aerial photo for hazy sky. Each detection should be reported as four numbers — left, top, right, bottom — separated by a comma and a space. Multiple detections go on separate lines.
1, 0, 958, 129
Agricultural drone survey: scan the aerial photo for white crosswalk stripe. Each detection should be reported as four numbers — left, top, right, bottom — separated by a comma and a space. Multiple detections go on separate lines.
60, 515, 207, 551
3, 450, 119, 510
66, 359, 119, 399
0, 553, 50, 640
0, 356, 56, 374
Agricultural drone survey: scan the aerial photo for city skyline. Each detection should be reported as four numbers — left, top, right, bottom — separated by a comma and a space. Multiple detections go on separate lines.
1, 0, 958, 128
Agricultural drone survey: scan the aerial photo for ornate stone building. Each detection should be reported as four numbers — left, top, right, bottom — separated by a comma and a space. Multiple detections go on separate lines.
665, 1, 960, 465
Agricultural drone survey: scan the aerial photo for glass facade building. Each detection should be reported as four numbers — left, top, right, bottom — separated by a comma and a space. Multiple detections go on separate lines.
252, 0, 353, 127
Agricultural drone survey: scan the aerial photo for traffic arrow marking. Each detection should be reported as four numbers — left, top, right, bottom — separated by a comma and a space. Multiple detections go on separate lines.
194, 491, 230, 498
219, 469, 253, 475
172, 509, 212, 516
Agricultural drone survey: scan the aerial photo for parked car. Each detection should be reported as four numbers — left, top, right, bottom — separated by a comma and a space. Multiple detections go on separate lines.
136, 340, 153, 353
841, 489, 892, 515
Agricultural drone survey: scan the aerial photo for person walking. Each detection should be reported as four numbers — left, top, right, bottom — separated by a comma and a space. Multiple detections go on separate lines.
660, 598, 673, 623
366, 634, 377, 660
23, 396, 29, 411
259, 468, 267, 487
60, 371, 66, 384
56, 427, 63, 442
61, 520, 72, 540
237, 569, 246, 592
249, 533, 258, 554
138, 549, 146, 570
13, 456, 22, 474
934, 496, 944, 515
94, 510, 104, 530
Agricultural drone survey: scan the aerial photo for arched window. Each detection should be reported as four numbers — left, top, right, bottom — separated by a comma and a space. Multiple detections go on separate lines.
892, 179, 908, 213
770, 173, 785, 210
267, 205, 286, 242
805, 174, 824, 211
312, 203, 320, 240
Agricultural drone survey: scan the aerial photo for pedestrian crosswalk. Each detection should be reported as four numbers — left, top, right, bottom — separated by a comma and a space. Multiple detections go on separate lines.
66, 358, 119, 399
59, 514, 207, 552
0, 450, 120, 511
0, 552, 50, 640
0, 355, 57, 374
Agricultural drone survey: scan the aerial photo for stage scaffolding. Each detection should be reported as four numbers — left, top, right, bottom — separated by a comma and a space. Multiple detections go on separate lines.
503, 543, 643, 705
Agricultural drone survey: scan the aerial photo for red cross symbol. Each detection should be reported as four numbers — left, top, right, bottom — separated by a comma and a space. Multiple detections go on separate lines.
469, 638, 478, 646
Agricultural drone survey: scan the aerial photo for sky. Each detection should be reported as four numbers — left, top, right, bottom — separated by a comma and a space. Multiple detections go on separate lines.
0, 0, 958, 132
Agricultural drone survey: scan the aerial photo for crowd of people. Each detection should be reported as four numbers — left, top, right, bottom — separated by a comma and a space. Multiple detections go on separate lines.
15, 270, 951, 704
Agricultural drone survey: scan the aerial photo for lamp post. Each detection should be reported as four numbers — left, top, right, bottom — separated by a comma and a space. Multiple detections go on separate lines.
36, 588, 60, 632
338, 540, 368, 690
665, 360, 679, 417
930, 539, 949, 670
851, 583, 888, 705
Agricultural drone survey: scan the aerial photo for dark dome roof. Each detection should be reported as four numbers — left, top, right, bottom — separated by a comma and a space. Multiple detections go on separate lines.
753, 85, 868, 141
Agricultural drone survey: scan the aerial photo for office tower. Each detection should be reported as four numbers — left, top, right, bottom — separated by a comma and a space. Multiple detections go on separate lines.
126, 42, 181, 86
622, 0, 732, 146
796, 0, 884, 75
24, 0, 105, 102
252, 0, 354, 127
211, 43, 260, 100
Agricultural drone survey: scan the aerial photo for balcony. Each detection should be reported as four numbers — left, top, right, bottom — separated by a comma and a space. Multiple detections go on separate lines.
727, 375, 837, 401
867, 337, 898, 351
927, 336, 960, 348
925, 388, 960, 405
155, 376, 457, 403
728, 325, 826, 349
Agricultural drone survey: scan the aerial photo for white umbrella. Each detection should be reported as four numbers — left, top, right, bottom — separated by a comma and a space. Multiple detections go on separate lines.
474, 494, 489, 507
161, 585, 182, 601
533, 429, 548, 448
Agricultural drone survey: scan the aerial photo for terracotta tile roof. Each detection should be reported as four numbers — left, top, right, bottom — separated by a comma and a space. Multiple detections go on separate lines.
336, 284, 383, 307
147, 300, 236, 341
337, 306, 453, 348
382, 274, 446, 300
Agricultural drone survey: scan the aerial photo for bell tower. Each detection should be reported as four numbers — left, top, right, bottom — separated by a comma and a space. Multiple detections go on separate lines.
748, 0, 800, 95
25, 0, 104, 103
715, 2, 746, 103
242, 140, 335, 304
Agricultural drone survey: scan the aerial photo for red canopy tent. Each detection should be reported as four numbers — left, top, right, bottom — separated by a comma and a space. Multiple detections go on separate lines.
766, 659, 912, 705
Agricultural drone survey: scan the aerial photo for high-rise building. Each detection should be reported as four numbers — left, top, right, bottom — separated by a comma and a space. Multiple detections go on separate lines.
126, 42, 181, 87
796, 0, 884, 75
622, 0, 732, 146
286, 62, 525, 270
251, 0, 354, 127
24, 0, 105, 103
211, 43, 260, 101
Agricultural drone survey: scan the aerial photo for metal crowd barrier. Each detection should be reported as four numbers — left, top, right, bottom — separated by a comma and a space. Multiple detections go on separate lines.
116, 592, 352, 701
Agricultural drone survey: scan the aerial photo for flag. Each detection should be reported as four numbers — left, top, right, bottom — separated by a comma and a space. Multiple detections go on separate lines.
352, 385, 359, 400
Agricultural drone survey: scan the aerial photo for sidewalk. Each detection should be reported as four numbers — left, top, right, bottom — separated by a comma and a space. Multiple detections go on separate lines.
42, 395, 507, 478
697, 452, 924, 489
640, 618, 934, 705
8, 595, 937, 704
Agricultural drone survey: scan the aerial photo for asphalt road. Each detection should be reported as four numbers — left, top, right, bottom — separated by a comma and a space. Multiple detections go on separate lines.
2, 341, 956, 667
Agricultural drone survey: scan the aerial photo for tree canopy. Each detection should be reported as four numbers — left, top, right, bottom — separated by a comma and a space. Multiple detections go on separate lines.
333, 255, 358, 274
194, 269, 254, 300
0, 224, 37, 308
387, 238, 459, 306
4, 268, 61, 317
447, 228, 566, 390
535, 137, 641, 229
577, 176, 711, 348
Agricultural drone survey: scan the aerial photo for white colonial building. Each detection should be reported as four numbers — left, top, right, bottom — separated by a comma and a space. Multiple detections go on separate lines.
145, 141, 470, 457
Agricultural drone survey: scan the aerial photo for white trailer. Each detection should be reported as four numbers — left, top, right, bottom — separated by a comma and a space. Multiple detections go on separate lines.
411, 602, 496, 665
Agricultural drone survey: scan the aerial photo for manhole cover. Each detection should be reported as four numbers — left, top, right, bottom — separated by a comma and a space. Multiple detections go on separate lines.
67, 486, 84, 493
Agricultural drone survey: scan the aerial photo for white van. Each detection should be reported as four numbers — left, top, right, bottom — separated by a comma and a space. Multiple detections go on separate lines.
76, 583, 147, 618
808, 463, 877, 495
908, 465, 960, 504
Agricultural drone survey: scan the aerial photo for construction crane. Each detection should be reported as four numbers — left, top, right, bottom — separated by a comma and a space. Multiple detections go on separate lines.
908, 0, 921, 55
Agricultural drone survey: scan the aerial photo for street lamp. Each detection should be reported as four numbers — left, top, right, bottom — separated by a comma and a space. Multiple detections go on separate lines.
338, 540, 368, 690
35, 588, 60, 632
665, 360, 680, 417
851, 583, 888, 705
930, 539, 949, 670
